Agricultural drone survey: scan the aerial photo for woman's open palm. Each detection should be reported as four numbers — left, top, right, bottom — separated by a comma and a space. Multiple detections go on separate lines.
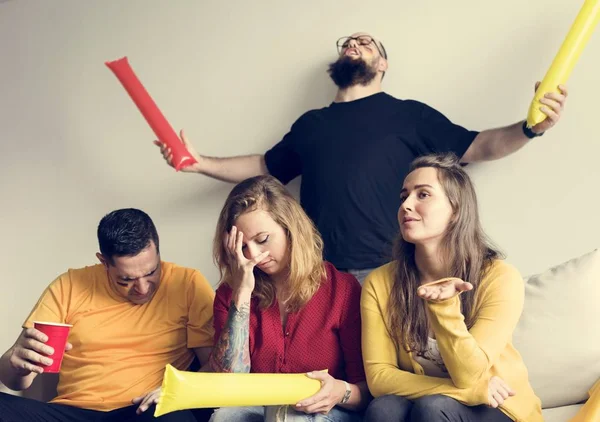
417, 277, 473, 302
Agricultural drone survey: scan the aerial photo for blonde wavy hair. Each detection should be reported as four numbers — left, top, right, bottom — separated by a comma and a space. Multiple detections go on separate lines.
213, 175, 325, 311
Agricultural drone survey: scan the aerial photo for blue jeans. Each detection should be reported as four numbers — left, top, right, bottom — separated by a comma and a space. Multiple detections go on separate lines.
364, 394, 512, 422
345, 268, 375, 285
209, 405, 361, 422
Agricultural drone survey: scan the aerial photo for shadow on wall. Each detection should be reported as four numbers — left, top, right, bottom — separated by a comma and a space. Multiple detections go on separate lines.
21, 373, 58, 402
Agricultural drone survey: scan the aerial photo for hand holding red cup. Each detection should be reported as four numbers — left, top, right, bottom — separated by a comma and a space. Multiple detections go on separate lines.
32, 322, 72, 373
8, 322, 72, 375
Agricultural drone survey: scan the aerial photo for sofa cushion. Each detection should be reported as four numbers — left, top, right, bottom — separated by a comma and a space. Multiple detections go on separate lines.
542, 404, 584, 422
513, 249, 600, 408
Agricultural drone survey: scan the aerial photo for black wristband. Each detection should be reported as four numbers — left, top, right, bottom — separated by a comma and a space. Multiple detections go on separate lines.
522, 121, 544, 139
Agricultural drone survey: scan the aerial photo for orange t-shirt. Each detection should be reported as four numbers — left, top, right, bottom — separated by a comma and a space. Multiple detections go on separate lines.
23, 261, 215, 411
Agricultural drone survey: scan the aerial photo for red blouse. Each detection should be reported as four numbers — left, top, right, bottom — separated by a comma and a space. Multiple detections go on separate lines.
213, 262, 365, 384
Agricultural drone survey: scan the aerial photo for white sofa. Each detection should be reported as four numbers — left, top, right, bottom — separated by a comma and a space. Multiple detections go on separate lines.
513, 248, 600, 421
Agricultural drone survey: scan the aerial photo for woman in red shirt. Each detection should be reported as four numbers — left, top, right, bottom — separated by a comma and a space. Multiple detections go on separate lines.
208, 175, 368, 422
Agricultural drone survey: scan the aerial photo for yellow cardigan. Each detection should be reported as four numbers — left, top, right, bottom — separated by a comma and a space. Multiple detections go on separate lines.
361, 260, 542, 422
570, 379, 600, 421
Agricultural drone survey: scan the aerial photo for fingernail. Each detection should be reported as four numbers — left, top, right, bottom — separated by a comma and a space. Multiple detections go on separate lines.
46, 347, 54, 355
42, 335, 48, 342
44, 359, 53, 365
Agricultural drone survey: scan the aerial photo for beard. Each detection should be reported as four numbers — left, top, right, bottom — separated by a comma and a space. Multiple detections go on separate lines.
328, 55, 378, 89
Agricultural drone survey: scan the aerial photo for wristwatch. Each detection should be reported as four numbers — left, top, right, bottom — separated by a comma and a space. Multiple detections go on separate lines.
340, 381, 352, 404
522, 121, 544, 139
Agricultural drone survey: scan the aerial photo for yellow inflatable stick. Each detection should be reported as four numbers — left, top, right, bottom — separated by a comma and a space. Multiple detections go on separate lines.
154, 364, 323, 417
569, 379, 600, 422
527, 0, 600, 127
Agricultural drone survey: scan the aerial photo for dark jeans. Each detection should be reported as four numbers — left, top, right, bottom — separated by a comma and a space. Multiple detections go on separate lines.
364, 394, 513, 422
0, 392, 209, 422
337, 268, 375, 285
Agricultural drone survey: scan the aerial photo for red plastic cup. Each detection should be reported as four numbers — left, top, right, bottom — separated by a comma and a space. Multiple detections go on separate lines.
33, 321, 72, 373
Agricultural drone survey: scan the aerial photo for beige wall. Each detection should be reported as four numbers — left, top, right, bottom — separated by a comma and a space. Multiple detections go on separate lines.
0, 0, 598, 381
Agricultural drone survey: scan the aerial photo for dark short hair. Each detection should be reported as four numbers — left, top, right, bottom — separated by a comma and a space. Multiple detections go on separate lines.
97, 208, 159, 263
379, 40, 388, 80
378, 40, 388, 60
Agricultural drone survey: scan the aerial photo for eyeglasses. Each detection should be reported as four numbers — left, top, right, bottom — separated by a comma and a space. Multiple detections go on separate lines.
336, 35, 387, 59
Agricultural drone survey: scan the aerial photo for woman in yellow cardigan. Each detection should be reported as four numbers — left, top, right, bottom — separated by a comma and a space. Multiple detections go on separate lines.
361, 153, 542, 422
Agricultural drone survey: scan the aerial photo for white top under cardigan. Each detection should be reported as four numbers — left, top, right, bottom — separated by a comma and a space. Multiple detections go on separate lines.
412, 337, 450, 378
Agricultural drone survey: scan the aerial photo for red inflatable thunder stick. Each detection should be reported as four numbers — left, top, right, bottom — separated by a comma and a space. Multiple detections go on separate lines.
105, 57, 197, 171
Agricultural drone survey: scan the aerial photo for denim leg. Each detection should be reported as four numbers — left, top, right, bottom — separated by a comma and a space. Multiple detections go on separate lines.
364, 395, 413, 422
409, 395, 512, 422
346, 268, 376, 285
209, 406, 265, 422
265, 405, 361, 422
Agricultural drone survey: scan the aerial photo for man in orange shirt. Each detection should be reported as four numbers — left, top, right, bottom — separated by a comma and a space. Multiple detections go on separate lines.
0, 208, 215, 421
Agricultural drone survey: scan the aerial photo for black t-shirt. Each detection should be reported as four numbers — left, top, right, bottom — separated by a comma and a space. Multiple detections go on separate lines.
264, 92, 478, 269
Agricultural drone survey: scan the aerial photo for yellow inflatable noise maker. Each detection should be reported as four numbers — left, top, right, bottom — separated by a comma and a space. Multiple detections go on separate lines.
527, 0, 600, 128
154, 364, 323, 417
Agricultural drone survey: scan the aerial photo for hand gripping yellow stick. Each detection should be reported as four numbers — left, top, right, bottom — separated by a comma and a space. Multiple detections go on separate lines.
569, 379, 600, 422
154, 364, 323, 417
527, 0, 600, 127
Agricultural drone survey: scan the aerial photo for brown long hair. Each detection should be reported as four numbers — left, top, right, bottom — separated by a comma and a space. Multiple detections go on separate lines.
388, 153, 503, 354
213, 175, 325, 311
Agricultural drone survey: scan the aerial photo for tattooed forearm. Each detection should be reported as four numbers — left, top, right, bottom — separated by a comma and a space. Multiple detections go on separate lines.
209, 300, 251, 373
